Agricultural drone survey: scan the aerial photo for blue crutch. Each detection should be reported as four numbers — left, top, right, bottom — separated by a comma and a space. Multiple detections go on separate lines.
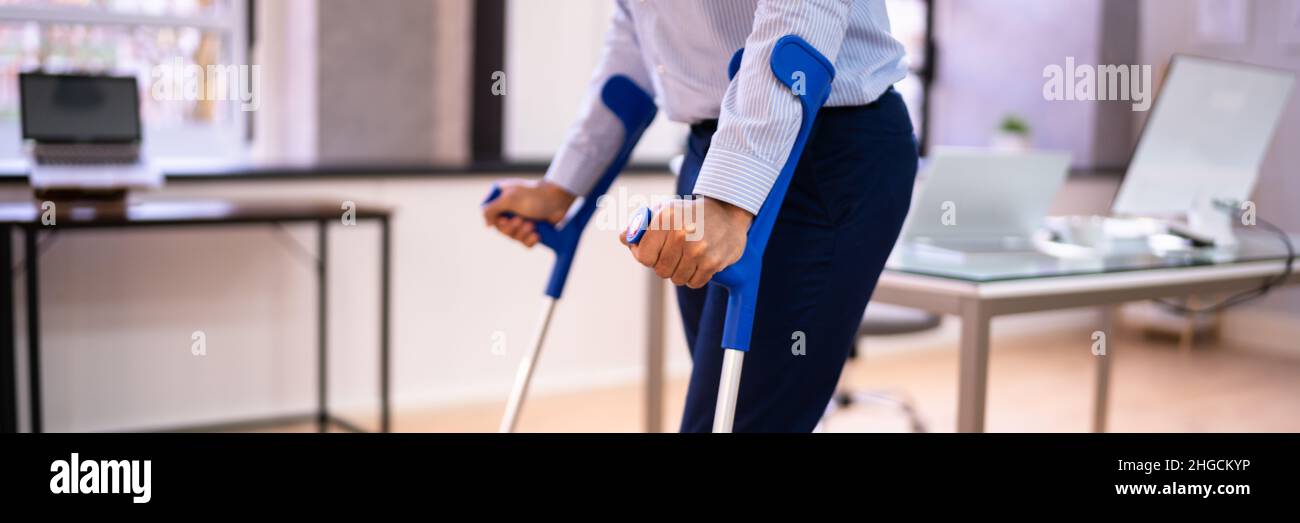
483, 75, 657, 433
626, 35, 835, 432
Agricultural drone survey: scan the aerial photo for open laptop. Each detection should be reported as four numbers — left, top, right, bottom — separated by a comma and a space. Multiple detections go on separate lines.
1111, 55, 1295, 246
19, 72, 162, 190
899, 147, 1072, 255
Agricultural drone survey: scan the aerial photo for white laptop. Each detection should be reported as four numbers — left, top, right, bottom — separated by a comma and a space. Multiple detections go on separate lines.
1111, 55, 1295, 246
900, 147, 1072, 255
20, 72, 162, 190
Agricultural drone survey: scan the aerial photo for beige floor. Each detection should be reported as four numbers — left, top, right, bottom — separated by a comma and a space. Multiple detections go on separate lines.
274, 322, 1300, 433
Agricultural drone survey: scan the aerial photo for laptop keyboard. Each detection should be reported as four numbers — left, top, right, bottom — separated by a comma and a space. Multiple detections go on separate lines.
34, 144, 139, 166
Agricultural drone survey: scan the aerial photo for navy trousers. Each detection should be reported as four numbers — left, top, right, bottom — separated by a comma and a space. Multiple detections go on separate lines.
675, 89, 918, 432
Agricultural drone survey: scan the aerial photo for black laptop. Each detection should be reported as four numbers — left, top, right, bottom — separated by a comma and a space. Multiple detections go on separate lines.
19, 72, 160, 189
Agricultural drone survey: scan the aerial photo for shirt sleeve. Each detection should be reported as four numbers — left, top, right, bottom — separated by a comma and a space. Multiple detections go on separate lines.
692, 0, 853, 215
542, 0, 655, 197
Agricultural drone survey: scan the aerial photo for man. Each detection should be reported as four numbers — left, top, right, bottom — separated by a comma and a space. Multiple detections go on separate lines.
482, 0, 918, 432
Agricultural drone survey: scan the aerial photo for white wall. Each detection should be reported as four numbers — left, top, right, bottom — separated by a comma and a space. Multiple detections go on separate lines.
12, 173, 695, 432
503, 0, 688, 163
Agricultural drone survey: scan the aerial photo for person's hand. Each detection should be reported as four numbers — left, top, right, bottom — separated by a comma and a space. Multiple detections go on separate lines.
482, 179, 577, 248
621, 197, 752, 288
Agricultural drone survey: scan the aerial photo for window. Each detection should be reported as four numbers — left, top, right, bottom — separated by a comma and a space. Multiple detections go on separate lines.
478, 0, 936, 163
496, 0, 685, 165
0, 0, 249, 159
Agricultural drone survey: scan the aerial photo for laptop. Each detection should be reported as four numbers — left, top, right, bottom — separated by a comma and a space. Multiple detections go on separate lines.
1111, 55, 1295, 246
899, 147, 1072, 255
19, 72, 162, 190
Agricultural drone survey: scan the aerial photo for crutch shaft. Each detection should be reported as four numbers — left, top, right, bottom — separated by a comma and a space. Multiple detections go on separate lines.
499, 297, 557, 433
713, 349, 745, 433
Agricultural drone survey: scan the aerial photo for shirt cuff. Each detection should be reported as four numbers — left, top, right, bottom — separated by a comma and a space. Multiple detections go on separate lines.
692, 146, 781, 215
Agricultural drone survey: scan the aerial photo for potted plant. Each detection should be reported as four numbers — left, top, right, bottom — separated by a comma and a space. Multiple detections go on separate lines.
992, 114, 1032, 152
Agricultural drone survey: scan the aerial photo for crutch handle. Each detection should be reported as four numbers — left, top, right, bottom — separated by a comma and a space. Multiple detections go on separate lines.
627, 36, 834, 352
482, 184, 565, 247
483, 75, 657, 299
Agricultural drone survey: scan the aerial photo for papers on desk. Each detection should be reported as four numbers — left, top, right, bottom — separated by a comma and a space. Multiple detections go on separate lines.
30, 160, 163, 190
897, 215, 1203, 265
1043, 216, 1206, 259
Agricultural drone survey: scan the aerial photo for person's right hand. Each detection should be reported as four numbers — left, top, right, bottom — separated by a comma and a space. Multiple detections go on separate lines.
482, 179, 577, 248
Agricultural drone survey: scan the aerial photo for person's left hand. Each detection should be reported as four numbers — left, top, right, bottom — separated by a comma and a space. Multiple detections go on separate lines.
621, 196, 752, 288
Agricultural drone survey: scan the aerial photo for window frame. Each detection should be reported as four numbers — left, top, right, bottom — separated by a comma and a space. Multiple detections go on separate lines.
471, 0, 506, 163
917, 0, 936, 155
0, 0, 251, 160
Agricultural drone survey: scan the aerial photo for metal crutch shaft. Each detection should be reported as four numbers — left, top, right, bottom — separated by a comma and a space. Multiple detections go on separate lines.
498, 297, 557, 433
713, 349, 745, 433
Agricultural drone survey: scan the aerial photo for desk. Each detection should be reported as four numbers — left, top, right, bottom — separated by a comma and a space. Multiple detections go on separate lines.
0, 198, 393, 433
872, 232, 1298, 433
639, 231, 1297, 433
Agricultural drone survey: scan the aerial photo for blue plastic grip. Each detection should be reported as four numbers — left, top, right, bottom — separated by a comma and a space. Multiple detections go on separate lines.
627, 36, 835, 352
483, 75, 657, 299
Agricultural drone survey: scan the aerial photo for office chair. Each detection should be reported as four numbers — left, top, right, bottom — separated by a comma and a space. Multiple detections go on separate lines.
820, 303, 940, 432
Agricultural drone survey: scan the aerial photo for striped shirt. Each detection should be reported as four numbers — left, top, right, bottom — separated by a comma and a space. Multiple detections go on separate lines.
544, 0, 909, 214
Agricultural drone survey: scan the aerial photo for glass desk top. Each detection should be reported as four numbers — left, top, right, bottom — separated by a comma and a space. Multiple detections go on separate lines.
886, 229, 1296, 283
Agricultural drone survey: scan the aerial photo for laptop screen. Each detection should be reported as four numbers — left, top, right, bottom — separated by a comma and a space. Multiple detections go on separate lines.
19, 73, 141, 143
